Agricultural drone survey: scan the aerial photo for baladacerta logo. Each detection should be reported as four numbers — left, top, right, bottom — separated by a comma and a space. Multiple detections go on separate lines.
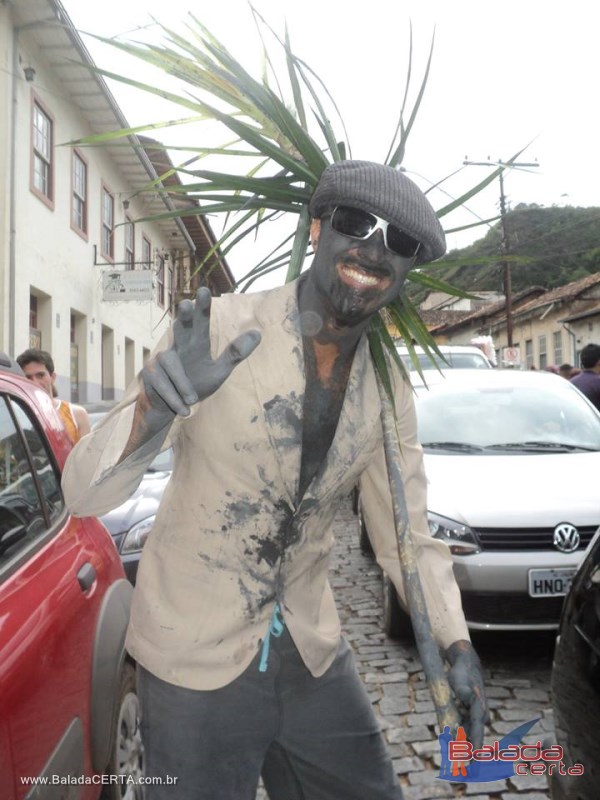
437, 718, 584, 782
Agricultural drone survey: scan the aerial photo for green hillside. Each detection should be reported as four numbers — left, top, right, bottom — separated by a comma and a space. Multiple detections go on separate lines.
417, 204, 600, 298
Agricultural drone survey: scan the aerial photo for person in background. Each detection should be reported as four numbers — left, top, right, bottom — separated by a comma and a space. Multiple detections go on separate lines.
16, 348, 90, 444
559, 363, 576, 379
570, 344, 600, 411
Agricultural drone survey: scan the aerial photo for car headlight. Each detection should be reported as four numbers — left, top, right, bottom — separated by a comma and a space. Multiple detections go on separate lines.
121, 515, 155, 554
428, 512, 480, 555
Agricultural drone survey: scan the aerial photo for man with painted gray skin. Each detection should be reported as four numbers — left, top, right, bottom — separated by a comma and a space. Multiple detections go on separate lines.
63, 161, 488, 800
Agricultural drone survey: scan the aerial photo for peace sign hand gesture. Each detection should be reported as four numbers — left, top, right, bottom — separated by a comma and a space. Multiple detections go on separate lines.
142, 287, 261, 419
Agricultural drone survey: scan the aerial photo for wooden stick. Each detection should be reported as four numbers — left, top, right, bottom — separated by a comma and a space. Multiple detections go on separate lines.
376, 373, 460, 731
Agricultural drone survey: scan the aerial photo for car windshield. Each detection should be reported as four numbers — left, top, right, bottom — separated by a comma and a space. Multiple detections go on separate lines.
416, 383, 600, 451
398, 351, 490, 371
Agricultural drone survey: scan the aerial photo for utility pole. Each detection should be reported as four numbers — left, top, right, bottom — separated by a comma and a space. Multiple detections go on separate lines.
463, 158, 539, 348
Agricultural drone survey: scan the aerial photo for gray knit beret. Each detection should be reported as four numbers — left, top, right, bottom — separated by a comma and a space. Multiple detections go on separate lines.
309, 160, 446, 265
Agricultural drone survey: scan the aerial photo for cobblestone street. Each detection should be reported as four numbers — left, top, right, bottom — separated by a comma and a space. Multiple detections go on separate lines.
258, 499, 555, 800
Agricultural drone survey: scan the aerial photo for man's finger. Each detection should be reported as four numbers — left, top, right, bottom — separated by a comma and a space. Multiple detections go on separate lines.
172, 299, 195, 353
177, 298, 195, 326
157, 350, 199, 407
191, 286, 213, 344
454, 682, 475, 706
214, 330, 262, 374
466, 695, 486, 750
144, 359, 191, 417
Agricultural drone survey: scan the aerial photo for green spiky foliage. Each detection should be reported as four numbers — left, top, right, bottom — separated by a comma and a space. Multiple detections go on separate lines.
70, 10, 522, 383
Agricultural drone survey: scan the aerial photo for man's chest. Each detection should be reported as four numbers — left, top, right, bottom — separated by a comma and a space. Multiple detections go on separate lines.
298, 344, 354, 499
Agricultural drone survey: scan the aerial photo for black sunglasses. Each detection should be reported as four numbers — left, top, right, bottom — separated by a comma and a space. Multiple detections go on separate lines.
329, 205, 421, 259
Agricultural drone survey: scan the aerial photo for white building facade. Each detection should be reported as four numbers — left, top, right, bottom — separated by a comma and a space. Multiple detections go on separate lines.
1, 0, 232, 401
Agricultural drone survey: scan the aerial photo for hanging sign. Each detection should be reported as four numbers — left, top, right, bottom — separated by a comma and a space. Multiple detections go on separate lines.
102, 270, 153, 302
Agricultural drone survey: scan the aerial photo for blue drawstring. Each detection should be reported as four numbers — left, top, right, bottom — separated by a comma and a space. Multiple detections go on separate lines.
258, 603, 285, 673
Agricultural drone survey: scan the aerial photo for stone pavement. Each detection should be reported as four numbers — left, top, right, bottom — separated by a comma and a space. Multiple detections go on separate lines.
257, 500, 555, 799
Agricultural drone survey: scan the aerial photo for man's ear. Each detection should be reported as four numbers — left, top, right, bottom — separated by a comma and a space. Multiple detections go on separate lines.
310, 219, 321, 251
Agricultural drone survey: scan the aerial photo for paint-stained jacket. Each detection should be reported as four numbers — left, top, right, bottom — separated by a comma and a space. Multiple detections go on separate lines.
62, 280, 469, 690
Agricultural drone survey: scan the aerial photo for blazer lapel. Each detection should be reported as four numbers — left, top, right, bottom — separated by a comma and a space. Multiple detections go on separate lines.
245, 281, 305, 508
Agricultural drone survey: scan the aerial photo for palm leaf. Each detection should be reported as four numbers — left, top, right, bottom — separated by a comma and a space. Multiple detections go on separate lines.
285, 206, 311, 283
74, 14, 515, 377
407, 271, 479, 299
73, 14, 509, 362
283, 24, 307, 131
387, 28, 436, 168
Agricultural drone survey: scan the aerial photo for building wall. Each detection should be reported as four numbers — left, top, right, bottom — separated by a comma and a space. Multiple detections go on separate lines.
0, 4, 12, 350
565, 316, 600, 367
441, 300, 600, 369
1, 9, 173, 401
509, 309, 572, 369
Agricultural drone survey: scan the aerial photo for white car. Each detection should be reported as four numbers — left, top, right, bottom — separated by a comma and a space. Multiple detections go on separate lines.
363, 369, 600, 634
395, 344, 492, 372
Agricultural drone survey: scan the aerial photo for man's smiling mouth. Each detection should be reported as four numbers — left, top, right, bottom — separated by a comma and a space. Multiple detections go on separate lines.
337, 262, 389, 289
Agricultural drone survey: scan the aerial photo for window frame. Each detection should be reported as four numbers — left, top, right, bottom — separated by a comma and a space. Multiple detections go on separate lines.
553, 330, 563, 365
168, 262, 175, 312
29, 295, 38, 330
100, 183, 115, 261
71, 149, 88, 239
0, 393, 66, 579
141, 235, 152, 271
538, 334, 547, 370
156, 254, 165, 308
30, 93, 55, 209
124, 215, 135, 269
525, 339, 534, 370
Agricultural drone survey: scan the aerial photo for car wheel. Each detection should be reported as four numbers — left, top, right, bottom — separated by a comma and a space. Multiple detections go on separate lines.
102, 661, 144, 800
382, 573, 413, 639
357, 501, 374, 556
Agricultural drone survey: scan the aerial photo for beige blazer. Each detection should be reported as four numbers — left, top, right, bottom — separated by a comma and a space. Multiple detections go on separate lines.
63, 280, 468, 690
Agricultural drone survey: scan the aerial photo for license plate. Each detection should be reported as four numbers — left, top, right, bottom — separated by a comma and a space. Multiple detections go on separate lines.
528, 568, 576, 597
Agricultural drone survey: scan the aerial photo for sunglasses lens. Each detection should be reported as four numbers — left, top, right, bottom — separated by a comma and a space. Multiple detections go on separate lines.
331, 206, 420, 259
386, 226, 421, 258
331, 206, 377, 239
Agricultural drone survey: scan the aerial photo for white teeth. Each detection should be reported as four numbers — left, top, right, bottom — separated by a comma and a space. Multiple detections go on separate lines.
341, 266, 379, 286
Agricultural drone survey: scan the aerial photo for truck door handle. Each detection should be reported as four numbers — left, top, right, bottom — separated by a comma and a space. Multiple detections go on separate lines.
77, 562, 97, 592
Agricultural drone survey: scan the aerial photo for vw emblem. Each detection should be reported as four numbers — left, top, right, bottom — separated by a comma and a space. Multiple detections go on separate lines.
553, 523, 580, 553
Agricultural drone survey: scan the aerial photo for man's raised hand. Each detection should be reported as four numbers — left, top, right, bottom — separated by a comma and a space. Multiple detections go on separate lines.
143, 287, 261, 418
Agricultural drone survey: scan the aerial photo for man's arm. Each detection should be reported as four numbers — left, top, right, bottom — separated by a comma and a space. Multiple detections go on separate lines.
119, 287, 260, 461
62, 288, 261, 515
72, 404, 91, 438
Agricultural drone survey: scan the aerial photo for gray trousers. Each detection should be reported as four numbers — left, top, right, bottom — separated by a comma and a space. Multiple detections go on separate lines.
137, 628, 404, 800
